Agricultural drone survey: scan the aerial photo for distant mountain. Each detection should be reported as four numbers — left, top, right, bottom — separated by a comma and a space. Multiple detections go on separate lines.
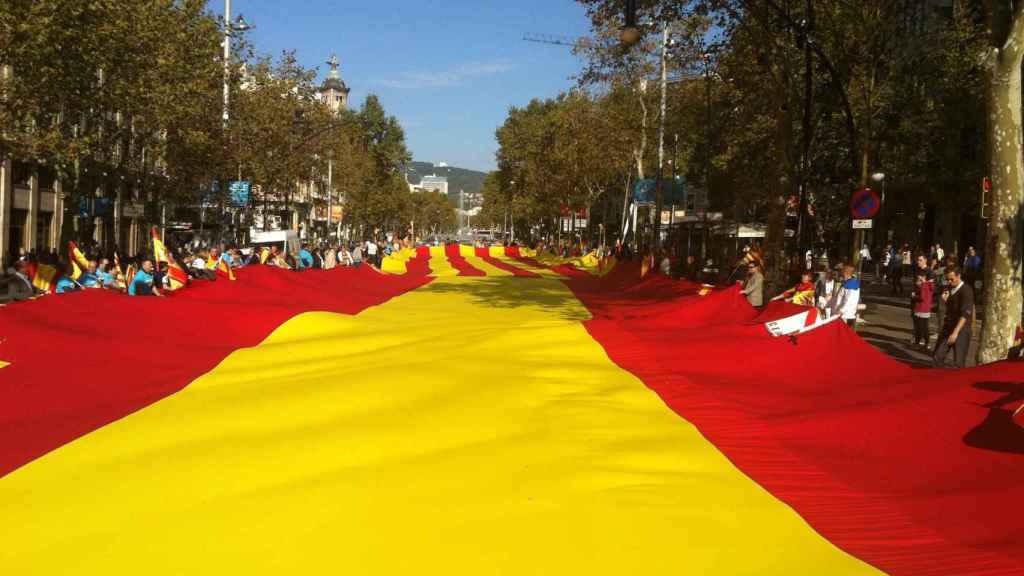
405, 161, 488, 202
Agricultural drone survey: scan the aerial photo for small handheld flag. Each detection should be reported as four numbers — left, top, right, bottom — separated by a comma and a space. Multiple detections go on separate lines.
68, 242, 90, 280
151, 227, 189, 291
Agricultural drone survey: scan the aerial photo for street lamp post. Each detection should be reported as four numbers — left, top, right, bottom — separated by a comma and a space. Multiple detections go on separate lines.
327, 157, 333, 241
222, 0, 251, 127
871, 172, 886, 246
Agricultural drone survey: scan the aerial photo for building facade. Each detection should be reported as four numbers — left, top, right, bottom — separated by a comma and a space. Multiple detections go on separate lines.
317, 54, 350, 114
0, 160, 63, 266
418, 175, 449, 196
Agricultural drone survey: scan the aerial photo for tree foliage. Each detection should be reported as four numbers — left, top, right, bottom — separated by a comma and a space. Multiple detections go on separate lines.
0, 0, 429, 244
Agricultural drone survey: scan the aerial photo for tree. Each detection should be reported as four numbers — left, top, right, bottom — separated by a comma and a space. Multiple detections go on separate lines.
410, 190, 456, 236
978, 1, 1024, 363
341, 95, 412, 236
0, 0, 230, 241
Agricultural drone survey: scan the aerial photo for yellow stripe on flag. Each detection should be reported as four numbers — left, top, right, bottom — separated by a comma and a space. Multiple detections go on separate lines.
426, 245, 458, 277
0, 276, 879, 575
0, 361, 8, 369
491, 252, 565, 279
462, 254, 513, 277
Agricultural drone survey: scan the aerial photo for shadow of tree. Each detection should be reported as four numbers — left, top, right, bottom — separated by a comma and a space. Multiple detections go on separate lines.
858, 330, 932, 368
420, 277, 588, 322
963, 381, 1024, 454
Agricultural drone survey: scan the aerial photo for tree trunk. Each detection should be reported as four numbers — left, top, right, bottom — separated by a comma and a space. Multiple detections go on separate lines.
764, 57, 793, 295
978, 44, 1024, 364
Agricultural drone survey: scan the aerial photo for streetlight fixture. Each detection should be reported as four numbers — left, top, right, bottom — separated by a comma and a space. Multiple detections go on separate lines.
620, 0, 642, 48
871, 172, 887, 244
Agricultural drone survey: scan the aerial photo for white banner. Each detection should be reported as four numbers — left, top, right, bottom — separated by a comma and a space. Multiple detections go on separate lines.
765, 309, 841, 337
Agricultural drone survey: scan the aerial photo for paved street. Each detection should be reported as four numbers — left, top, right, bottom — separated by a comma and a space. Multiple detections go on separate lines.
856, 273, 980, 368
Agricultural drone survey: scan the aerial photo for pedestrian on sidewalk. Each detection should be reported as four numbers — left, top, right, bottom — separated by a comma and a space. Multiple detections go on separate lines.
914, 254, 933, 281
878, 244, 891, 284
910, 272, 934, 348
962, 246, 981, 289
859, 244, 872, 278
901, 245, 913, 281
932, 257, 952, 337
889, 246, 904, 296
934, 267, 974, 368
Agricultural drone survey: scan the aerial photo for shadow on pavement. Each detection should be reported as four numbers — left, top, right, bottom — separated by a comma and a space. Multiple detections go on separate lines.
858, 330, 932, 368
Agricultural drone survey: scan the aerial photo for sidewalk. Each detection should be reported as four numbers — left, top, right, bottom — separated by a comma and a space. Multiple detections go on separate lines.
855, 272, 980, 368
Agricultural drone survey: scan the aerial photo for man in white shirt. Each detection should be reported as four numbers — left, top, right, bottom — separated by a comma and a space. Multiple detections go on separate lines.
858, 244, 871, 277
831, 264, 862, 328
366, 239, 379, 267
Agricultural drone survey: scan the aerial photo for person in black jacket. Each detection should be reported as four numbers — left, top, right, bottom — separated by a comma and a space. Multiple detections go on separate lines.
934, 266, 974, 368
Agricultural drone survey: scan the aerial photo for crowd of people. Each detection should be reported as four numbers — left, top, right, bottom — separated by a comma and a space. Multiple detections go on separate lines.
5, 233, 984, 370
863, 243, 983, 298
752, 242, 979, 368
2, 235, 410, 302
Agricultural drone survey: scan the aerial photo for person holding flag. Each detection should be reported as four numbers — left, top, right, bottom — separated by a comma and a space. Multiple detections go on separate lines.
28, 260, 62, 293
740, 260, 764, 308
151, 227, 189, 291
128, 260, 163, 297
78, 261, 102, 288
773, 272, 816, 306
215, 255, 236, 281
54, 262, 82, 294
831, 264, 862, 329
67, 241, 91, 281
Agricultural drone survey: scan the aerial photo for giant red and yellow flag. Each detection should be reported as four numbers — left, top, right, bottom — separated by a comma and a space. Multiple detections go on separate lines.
0, 248, 1022, 575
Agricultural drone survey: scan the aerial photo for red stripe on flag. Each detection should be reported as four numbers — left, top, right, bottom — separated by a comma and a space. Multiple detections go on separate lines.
566, 262, 1024, 575
472, 247, 540, 277
443, 244, 485, 276
0, 266, 430, 477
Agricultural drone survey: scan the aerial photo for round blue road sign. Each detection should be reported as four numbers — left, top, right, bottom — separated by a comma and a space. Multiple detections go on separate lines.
850, 187, 880, 219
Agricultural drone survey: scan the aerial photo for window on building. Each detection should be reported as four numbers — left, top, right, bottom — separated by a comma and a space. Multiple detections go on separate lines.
38, 166, 55, 190
36, 211, 52, 250
12, 161, 32, 187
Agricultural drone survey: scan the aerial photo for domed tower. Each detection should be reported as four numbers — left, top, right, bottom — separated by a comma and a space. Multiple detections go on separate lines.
319, 54, 350, 114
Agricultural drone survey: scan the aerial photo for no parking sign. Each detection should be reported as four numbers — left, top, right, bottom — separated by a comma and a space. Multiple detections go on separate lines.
850, 187, 880, 220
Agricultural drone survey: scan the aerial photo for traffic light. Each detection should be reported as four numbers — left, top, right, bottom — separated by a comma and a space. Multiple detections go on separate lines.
980, 176, 992, 219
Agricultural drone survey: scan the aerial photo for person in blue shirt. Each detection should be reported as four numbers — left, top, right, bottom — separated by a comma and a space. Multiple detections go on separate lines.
129, 260, 164, 297
298, 245, 314, 270
962, 246, 982, 287
96, 261, 117, 288
55, 263, 81, 294
78, 261, 102, 288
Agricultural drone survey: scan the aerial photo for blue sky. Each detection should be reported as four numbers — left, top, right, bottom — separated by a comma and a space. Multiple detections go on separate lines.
216, 0, 593, 172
